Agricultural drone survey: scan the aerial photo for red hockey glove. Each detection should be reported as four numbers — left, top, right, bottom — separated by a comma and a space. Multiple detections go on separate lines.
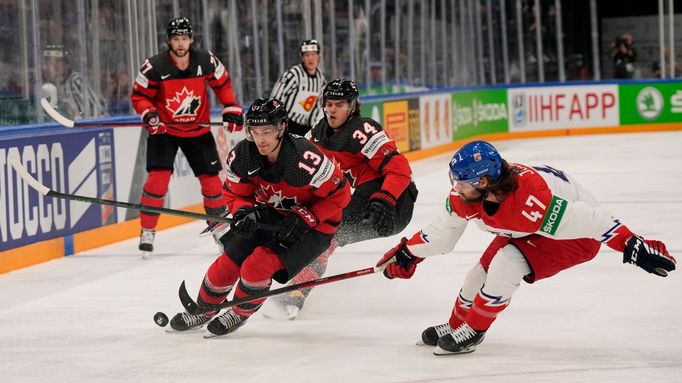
222, 105, 244, 133
142, 109, 166, 135
623, 235, 676, 277
364, 190, 397, 237
376, 237, 424, 279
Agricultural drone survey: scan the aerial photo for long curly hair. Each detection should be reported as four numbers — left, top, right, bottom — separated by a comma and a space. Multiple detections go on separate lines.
482, 160, 520, 200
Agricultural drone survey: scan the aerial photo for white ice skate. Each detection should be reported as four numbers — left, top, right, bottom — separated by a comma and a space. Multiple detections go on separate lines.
261, 291, 305, 321
139, 229, 155, 258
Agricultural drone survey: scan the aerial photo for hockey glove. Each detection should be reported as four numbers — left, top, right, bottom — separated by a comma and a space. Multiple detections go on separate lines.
364, 191, 397, 237
276, 206, 318, 243
142, 109, 167, 135
230, 205, 262, 239
376, 237, 424, 279
222, 105, 244, 133
623, 235, 676, 277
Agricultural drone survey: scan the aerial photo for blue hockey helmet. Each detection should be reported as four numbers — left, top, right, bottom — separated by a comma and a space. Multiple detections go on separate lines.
449, 141, 502, 187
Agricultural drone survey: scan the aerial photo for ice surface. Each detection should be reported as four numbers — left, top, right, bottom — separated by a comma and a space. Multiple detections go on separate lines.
1, 132, 681, 383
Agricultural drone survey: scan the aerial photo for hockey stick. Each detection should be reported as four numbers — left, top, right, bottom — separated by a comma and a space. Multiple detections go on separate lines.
178, 264, 387, 315
40, 98, 223, 128
8, 156, 281, 232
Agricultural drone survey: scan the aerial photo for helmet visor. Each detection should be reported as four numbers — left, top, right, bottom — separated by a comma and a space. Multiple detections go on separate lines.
449, 170, 482, 188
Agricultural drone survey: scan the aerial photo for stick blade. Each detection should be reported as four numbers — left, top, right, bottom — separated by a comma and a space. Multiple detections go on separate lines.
178, 281, 200, 315
8, 156, 51, 196
41, 97, 75, 127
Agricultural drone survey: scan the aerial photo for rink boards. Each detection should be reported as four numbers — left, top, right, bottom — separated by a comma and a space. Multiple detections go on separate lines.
1, 79, 680, 273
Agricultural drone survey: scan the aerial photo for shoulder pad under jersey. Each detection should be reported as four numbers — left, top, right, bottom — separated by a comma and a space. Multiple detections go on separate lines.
345, 117, 391, 157
280, 135, 335, 188
139, 53, 168, 82
226, 140, 263, 181
189, 48, 214, 72
308, 120, 326, 142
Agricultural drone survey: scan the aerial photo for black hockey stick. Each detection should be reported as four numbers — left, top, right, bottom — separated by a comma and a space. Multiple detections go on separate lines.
178, 264, 387, 315
40, 98, 223, 128
8, 156, 281, 232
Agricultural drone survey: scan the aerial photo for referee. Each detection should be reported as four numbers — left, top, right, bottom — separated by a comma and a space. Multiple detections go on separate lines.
270, 39, 326, 136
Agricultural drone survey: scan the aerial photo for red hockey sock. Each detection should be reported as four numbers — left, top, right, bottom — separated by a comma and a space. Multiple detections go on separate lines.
233, 247, 285, 317
198, 174, 226, 218
464, 290, 511, 331
448, 293, 473, 329
198, 253, 240, 309
140, 170, 171, 229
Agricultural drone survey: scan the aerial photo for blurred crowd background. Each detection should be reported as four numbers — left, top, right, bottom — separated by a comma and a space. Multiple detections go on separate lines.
0, 0, 679, 126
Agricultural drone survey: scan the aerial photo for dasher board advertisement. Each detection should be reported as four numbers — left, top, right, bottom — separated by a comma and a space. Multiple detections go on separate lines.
508, 85, 619, 131
0, 129, 116, 251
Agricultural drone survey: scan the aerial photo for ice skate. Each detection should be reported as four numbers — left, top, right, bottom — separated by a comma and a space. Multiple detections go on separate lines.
418, 323, 455, 346
139, 229, 155, 256
167, 311, 213, 332
204, 308, 249, 338
261, 290, 306, 321
433, 323, 486, 355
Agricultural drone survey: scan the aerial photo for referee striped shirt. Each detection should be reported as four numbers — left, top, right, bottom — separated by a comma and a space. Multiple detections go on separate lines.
270, 64, 326, 128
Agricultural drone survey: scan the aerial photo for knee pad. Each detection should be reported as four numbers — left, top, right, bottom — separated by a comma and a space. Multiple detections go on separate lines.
198, 174, 223, 199
459, 263, 487, 301
198, 174, 225, 215
143, 169, 172, 197
240, 247, 285, 284
483, 245, 531, 297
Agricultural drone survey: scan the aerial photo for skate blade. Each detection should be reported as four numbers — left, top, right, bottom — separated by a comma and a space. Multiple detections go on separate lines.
140, 251, 152, 260
261, 304, 299, 321
433, 345, 476, 356
203, 330, 231, 339
416, 340, 436, 346
164, 325, 205, 334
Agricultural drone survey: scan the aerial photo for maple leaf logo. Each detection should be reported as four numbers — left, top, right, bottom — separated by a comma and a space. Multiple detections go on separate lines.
257, 184, 298, 210
165, 87, 201, 121
343, 169, 358, 187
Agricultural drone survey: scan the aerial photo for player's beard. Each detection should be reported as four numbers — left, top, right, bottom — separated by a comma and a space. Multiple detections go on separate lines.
457, 189, 486, 205
171, 47, 189, 57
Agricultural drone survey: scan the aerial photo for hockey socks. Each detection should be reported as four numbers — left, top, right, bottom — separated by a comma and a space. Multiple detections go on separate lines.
197, 254, 240, 312
140, 170, 171, 229
198, 174, 226, 218
232, 247, 285, 317
448, 293, 473, 329
286, 240, 338, 301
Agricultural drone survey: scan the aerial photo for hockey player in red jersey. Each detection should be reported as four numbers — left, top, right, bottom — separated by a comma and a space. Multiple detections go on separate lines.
168, 98, 351, 337
130, 17, 243, 254
377, 140, 676, 355
263, 78, 418, 320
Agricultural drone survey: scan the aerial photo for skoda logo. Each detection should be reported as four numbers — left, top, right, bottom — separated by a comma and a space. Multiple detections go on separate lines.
636, 87, 664, 120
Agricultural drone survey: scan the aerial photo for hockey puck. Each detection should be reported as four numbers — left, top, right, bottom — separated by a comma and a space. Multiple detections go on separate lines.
154, 312, 169, 327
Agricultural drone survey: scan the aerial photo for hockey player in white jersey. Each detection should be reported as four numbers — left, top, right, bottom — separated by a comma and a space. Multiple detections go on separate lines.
270, 39, 325, 136
377, 140, 676, 356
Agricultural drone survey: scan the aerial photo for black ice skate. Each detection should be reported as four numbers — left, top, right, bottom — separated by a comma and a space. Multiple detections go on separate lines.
204, 308, 248, 338
139, 229, 155, 253
433, 323, 486, 355
419, 323, 455, 346
167, 311, 212, 332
